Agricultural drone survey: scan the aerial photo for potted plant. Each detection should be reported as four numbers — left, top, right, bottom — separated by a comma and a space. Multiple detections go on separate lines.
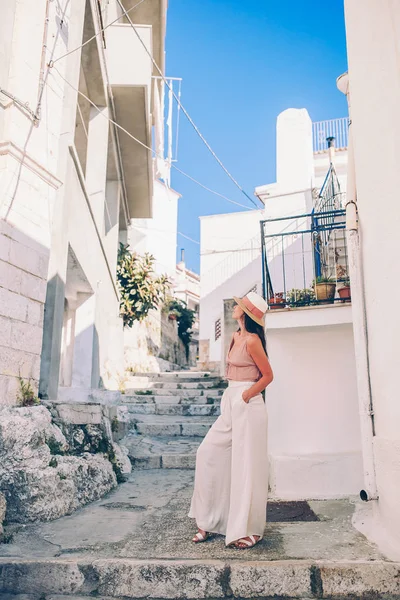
338, 276, 351, 301
287, 287, 316, 307
269, 292, 286, 309
312, 276, 336, 304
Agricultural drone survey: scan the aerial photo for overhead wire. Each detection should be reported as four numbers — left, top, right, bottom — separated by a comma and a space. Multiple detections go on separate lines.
50, 0, 148, 66
178, 232, 200, 245
51, 64, 253, 212
50, 0, 259, 211
115, 0, 260, 210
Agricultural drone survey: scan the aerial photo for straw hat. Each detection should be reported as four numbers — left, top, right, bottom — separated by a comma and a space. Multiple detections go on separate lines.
233, 291, 268, 327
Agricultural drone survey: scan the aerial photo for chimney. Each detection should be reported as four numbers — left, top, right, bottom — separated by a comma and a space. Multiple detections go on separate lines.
326, 136, 335, 165
180, 248, 185, 263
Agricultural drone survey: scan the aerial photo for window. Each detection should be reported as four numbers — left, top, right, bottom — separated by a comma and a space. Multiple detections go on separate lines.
215, 318, 221, 341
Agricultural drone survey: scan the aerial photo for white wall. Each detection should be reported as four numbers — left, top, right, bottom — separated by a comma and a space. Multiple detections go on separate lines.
129, 180, 179, 277
344, 0, 400, 547
266, 320, 362, 499
0, 0, 67, 403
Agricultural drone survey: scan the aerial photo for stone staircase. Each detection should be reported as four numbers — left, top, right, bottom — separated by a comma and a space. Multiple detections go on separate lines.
115, 372, 226, 470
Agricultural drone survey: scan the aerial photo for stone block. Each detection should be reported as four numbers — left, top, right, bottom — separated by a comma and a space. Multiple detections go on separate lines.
0, 406, 117, 523
0, 560, 85, 595
319, 561, 400, 597
9, 239, 41, 279
0, 316, 12, 346
0, 287, 28, 321
0, 233, 11, 262
26, 298, 42, 326
93, 559, 228, 598
20, 271, 47, 303
162, 454, 196, 469
10, 320, 43, 354
181, 423, 211, 437
0, 259, 22, 293
54, 403, 104, 425
0, 346, 36, 379
0, 491, 6, 540
229, 561, 312, 598
135, 423, 181, 436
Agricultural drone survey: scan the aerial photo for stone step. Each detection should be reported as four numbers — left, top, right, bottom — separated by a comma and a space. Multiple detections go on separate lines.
122, 434, 200, 469
124, 388, 224, 398
117, 403, 221, 417
126, 376, 224, 389
1, 557, 399, 599
129, 371, 217, 380
122, 393, 222, 405
128, 414, 215, 437
151, 380, 224, 389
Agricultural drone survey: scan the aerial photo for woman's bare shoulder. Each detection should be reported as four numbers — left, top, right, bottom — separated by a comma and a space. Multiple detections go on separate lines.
246, 333, 262, 347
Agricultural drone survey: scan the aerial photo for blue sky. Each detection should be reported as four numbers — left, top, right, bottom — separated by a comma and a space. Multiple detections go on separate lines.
165, 0, 348, 273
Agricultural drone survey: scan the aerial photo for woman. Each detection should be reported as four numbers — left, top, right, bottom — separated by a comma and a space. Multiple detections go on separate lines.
189, 291, 273, 549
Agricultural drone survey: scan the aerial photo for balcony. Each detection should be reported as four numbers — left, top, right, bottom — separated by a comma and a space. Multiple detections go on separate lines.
106, 23, 153, 218
312, 117, 349, 153
261, 207, 351, 315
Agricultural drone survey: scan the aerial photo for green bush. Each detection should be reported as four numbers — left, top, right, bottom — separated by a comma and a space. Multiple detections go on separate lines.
117, 244, 170, 328
165, 298, 196, 358
287, 288, 316, 307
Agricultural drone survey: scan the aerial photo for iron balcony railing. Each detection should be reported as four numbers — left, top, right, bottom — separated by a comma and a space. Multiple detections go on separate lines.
260, 209, 351, 309
312, 117, 349, 153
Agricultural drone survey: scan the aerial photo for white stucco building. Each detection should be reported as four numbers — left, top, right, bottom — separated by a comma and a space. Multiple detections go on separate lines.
198, 109, 361, 501
337, 0, 400, 559
0, 0, 180, 404
200, 109, 349, 369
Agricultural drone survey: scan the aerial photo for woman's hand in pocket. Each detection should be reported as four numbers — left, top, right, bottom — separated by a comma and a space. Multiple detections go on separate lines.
242, 389, 252, 404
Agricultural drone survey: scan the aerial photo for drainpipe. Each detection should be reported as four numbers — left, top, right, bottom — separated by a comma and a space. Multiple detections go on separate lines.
337, 72, 378, 502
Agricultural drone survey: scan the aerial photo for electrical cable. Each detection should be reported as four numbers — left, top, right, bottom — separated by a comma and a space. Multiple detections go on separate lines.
115, 0, 260, 210
50, 0, 148, 66
50, 0, 259, 210
178, 232, 200, 245
51, 65, 253, 212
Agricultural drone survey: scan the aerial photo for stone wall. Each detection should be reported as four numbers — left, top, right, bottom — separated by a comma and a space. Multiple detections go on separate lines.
0, 403, 130, 523
124, 308, 187, 374
0, 221, 49, 405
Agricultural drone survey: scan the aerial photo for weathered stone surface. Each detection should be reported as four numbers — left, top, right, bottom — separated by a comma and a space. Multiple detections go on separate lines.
1, 557, 400, 599
319, 561, 400, 596
0, 406, 117, 523
0, 492, 6, 541
93, 559, 228, 598
0, 560, 85, 595
230, 561, 312, 598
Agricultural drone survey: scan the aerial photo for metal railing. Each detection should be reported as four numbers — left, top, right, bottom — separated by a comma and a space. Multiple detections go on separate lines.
312, 117, 349, 153
260, 209, 350, 309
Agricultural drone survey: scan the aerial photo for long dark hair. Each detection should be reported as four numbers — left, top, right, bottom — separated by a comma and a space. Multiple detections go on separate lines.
243, 313, 268, 357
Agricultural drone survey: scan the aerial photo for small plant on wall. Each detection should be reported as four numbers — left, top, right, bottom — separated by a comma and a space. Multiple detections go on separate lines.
17, 376, 40, 407
117, 244, 170, 328
164, 297, 196, 359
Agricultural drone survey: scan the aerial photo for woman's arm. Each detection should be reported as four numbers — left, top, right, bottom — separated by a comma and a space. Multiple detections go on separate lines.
242, 335, 274, 403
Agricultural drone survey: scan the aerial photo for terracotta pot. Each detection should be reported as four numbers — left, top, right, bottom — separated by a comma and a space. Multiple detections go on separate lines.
338, 285, 351, 301
168, 313, 177, 320
269, 296, 286, 309
315, 282, 336, 303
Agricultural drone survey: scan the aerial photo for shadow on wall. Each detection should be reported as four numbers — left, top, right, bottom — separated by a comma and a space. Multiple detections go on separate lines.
39, 271, 103, 401
124, 308, 187, 373
0, 219, 50, 406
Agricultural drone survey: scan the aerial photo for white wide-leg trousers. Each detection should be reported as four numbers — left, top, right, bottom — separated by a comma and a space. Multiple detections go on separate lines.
188, 380, 268, 546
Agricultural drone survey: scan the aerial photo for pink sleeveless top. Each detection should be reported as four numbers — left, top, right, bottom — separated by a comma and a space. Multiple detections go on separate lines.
225, 333, 261, 382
